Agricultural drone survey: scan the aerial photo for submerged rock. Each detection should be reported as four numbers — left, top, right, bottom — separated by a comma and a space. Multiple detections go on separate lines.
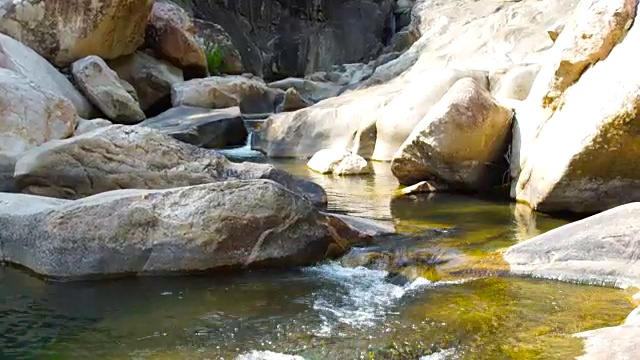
14, 125, 326, 206
0, 180, 355, 279
504, 202, 640, 288
138, 106, 247, 148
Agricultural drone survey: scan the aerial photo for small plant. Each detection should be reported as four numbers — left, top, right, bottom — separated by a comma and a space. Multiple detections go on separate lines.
204, 42, 228, 76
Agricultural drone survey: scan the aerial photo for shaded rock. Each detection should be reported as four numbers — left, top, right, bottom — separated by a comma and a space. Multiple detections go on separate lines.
193, 19, 243, 75
514, 9, 640, 213
574, 307, 640, 360
108, 51, 183, 113
138, 106, 247, 148
145, 1, 207, 79
391, 78, 513, 190
504, 202, 640, 288
0, 68, 77, 156
281, 88, 312, 112
0, 180, 355, 279
172, 75, 284, 114
307, 149, 372, 176
0, 153, 17, 192
327, 63, 374, 85
268, 78, 342, 102
14, 125, 326, 206
71, 56, 145, 124
0, 33, 94, 118
0, 0, 152, 66
74, 119, 113, 136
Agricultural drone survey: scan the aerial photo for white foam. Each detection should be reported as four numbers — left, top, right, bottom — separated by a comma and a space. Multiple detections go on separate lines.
420, 348, 457, 360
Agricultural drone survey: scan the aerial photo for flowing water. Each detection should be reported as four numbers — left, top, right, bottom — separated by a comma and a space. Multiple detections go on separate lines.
0, 151, 636, 359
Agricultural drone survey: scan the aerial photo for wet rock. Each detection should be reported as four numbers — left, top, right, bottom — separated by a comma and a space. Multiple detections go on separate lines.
14, 125, 326, 206
108, 51, 183, 113
391, 78, 513, 190
324, 213, 395, 237
0, 0, 152, 66
281, 88, 312, 112
0, 180, 353, 279
138, 106, 247, 148
0, 68, 77, 156
268, 78, 342, 103
71, 56, 146, 124
172, 75, 284, 114
0, 33, 94, 118
574, 307, 640, 359
0, 153, 17, 192
400, 181, 449, 195
145, 1, 207, 79
74, 119, 113, 136
513, 7, 640, 213
504, 202, 640, 288
307, 149, 372, 176
193, 19, 243, 75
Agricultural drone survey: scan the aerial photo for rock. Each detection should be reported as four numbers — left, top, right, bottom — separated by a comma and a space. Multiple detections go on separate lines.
391, 78, 513, 190
513, 8, 640, 213
138, 106, 247, 148
491, 64, 541, 101
193, 19, 244, 75
0, 153, 17, 192
174, 0, 394, 79
0, 0, 152, 66
268, 78, 342, 102
172, 75, 284, 114
0, 33, 94, 118
324, 213, 395, 237
400, 180, 449, 195
328, 63, 374, 86
307, 149, 372, 176
235, 351, 305, 360
14, 125, 326, 206
74, 119, 113, 136
547, 21, 565, 42
0, 179, 357, 279
145, 1, 207, 79
574, 307, 640, 360
281, 88, 312, 112
253, 69, 488, 160
0, 68, 77, 156
71, 56, 146, 124
504, 203, 640, 288
108, 51, 184, 113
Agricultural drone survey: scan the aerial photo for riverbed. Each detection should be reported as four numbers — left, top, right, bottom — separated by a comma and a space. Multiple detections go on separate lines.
0, 157, 635, 359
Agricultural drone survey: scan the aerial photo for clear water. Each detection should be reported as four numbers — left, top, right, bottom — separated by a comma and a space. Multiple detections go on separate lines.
0, 158, 634, 360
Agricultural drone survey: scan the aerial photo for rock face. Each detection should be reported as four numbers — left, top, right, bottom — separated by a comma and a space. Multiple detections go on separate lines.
391, 78, 513, 189
145, 1, 207, 79
0, 68, 77, 156
71, 56, 146, 124
0, 0, 152, 66
193, 19, 243, 75
14, 125, 326, 206
0, 180, 356, 279
575, 307, 640, 360
0, 33, 94, 118
307, 149, 371, 176
513, 4, 640, 213
504, 202, 640, 288
138, 106, 247, 148
176, 0, 394, 79
172, 76, 283, 114
108, 51, 184, 113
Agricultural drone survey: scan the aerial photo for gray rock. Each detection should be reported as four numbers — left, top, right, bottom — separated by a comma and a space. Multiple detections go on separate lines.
74, 118, 113, 136
504, 202, 640, 288
268, 77, 342, 103
71, 56, 146, 124
138, 106, 247, 148
0, 180, 353, 279
14, 125, 326, 206
574, 307, 640, 360
0, 153, 17, 192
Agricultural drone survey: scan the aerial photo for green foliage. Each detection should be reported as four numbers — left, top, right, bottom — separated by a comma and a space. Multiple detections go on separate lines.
204, 42, 228, 75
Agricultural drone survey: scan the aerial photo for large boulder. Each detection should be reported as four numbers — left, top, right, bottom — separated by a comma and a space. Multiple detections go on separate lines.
14, 125, 326, 206
0, 33, 94, 118
0, 68, 77, 156
504, 202, 640, 288
172, 75, 284, 114
513, 7, 640, 213
511, 0, 636, 189
138, 106, 247, 148
280, 88, 312, 112
0, 180, 361, 279
575, 307, 640, 360
0, 0, 152, 66
391, 78, 513, 189
145, 1, 207, 79
71, 56, 146, 124
108, 51, 184, 113
193, 19, 244, 75
174, 0, 394, 79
